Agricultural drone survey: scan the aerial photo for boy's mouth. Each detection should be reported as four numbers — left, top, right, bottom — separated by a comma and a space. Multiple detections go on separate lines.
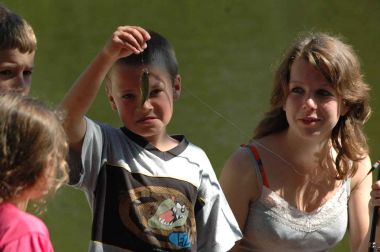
137, 116, 156, 123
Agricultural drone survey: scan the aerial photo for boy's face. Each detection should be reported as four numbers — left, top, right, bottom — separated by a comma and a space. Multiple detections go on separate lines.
106, 64, 181, 143
0, 48, 35, 95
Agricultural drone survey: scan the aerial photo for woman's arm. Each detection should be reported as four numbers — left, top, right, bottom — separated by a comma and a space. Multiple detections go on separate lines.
219, 147, 261, 251
348, 155, 372, 252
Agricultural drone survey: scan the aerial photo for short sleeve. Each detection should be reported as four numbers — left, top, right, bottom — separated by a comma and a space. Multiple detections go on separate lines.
2, 233, 54, 252
69, 117, 104, 190
195, 157, 242, 252
67, 117, 104, 208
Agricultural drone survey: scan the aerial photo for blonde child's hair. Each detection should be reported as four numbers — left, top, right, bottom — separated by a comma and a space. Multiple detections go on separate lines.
0, 4, 37, 53
0, 93, 68, 204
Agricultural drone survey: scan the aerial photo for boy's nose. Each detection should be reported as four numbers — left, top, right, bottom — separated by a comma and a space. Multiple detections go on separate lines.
141, 99, 153, 110
12, 75, 31, 94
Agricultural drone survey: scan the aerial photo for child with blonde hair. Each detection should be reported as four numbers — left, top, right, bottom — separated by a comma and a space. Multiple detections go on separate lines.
0, 93, 69, 251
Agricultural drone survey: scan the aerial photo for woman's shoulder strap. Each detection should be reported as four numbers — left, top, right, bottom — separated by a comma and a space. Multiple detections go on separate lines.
241, 144, 270, 188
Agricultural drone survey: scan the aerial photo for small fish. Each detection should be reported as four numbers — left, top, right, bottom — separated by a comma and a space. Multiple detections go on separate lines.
140, 68, 150, 106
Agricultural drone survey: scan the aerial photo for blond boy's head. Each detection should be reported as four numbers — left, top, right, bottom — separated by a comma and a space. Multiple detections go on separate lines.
0, 5, 37, 95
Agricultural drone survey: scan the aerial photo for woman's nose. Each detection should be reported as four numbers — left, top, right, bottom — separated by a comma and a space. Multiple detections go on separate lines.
303, 96, 317, 110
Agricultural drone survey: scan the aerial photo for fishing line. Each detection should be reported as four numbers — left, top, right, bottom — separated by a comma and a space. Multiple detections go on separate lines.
181, 87, 313, 177
181, 85, 375, 188
181, 86, 251, 139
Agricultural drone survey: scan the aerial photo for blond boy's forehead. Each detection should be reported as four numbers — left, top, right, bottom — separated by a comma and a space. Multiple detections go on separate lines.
0, 48, 35, 64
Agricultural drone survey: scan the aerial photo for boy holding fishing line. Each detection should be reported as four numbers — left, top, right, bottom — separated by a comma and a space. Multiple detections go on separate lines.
60, 25, 241, 251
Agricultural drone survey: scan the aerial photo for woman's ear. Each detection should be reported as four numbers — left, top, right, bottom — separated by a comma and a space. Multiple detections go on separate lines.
340, 100, 349, 116
173, 75, 181, 100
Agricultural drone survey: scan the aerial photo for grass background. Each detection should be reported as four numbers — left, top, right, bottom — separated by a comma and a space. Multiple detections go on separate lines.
3, 1, 380, 251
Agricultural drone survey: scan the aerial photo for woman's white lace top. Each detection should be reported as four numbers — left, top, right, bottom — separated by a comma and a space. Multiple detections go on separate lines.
239, 147, 350, 252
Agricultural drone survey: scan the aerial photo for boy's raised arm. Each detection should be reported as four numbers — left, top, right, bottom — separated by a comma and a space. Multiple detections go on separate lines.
59, 26, 150, 152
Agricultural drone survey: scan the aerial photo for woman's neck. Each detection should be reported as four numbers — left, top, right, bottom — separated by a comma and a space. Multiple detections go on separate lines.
280, 129, 331, 170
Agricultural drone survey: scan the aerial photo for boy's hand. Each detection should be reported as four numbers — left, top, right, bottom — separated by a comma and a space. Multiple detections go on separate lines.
102, 26, 151, 61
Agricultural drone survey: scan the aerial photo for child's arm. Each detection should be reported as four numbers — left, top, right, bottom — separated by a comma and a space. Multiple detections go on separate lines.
59, 26, 150, 152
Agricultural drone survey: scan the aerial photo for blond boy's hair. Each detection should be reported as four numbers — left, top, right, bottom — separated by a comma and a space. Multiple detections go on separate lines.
0, 4, 36, 53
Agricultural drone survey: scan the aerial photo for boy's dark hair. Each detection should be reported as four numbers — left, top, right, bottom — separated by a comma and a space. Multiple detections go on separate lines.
116, 30, 178, 82
0, 4, 37, 53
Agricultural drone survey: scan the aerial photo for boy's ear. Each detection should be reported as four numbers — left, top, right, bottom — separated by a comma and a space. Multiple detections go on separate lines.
105, 85, 117, 111
173, 75, 181, 100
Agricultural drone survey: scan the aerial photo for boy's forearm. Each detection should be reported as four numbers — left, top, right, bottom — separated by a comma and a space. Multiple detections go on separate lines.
59, 52, 114, 144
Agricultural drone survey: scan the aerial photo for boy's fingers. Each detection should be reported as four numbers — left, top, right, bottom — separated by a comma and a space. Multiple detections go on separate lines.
133, 26, 151, 41
122, 33, 143, 52
112, 31, 140, 54
118, 26, 150, 51
123, 25, 150, 41
108, 25, 151, 56
115, 30, 143, 53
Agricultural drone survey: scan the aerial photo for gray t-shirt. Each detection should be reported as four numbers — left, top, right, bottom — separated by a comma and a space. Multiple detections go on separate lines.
69, 117, 242, 252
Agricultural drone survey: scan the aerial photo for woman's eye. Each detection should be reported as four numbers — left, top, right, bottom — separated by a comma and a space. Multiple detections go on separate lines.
290, 87, 303, 94
316, 89, 333, 97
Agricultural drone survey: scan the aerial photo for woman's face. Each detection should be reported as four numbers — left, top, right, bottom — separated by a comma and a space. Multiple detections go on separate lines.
283, 58, 348, 141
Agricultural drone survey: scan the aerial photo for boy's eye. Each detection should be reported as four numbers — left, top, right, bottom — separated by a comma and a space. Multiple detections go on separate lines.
23, 70, 33, 77
122, 93, 135, 100
149, 88, 163, 97
0, 70, 14, 78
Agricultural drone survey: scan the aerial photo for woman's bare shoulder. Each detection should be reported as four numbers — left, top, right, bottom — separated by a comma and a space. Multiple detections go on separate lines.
220, 146, 261, 201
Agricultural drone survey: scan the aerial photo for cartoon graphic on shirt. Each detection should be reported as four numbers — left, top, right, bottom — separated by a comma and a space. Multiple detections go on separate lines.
148, 196, 189, 230
118, 185, 196, 249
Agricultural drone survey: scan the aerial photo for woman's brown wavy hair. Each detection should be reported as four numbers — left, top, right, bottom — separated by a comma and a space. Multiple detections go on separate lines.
252, 32, 371, 179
